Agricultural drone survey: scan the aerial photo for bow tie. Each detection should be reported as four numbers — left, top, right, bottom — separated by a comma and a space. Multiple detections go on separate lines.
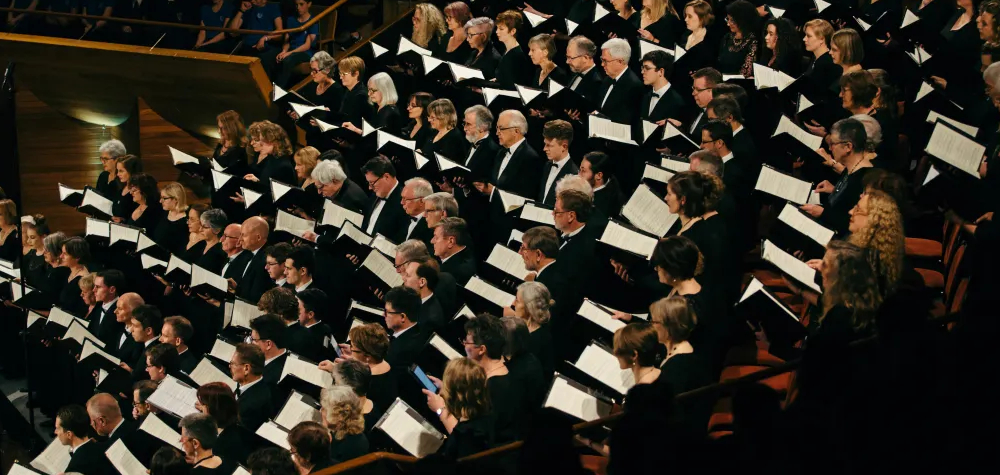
549, 162, 559, 169
651, 92, 661, 98
560, 233, 574, 245
410, 217, 419, 223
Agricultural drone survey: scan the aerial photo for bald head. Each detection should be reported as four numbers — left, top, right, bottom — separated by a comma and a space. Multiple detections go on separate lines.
87, 393, 123, 435
240, 217, 269, 252
222, 223, 243, 256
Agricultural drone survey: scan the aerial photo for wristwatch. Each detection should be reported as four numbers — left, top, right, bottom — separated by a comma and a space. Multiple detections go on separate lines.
436, 408, 444, 416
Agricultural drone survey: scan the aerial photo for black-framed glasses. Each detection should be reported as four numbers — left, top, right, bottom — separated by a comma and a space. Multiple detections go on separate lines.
384, 309, 404, 316
566, 53, 586, 61
700, 138, 717, 144
366, 175, 383, 189
394, 259, 415, 271
460, 338, 480, 347
692, 86, 712, 93
496, 125, 517, 132
641, 65, 659, 72
600, 57, 623, 64
552, 210, 571, 216
467, 30, 487, 38
310, 68, 322, 74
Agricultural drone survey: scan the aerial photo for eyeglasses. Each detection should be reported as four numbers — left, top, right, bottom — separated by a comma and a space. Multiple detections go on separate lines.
496, 125, 517, 132
700, 138, 717, 144
425, 207, 441, 214
600, 57, 623, 65
828, 140, 850, 147
394, 259, 414, 271
467, 30, 486, 38
641, 65, 659, 72
460, 338, 480, 347
401, 196, 422, 202
566, 53, 586, 61
366, 176, 383, 189
552, 210, 571, 216
310, 68, 322, 74
384, 309, 404, 316
369, 88, 379, 94
692, 86, 712, 93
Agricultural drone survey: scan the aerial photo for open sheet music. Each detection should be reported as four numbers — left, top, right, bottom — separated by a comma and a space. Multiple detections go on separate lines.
448, 62, 484, 81
660, 156, 689, 172
485, 244, 530, 280
754, 166, 813, 204
147, 375, 200, 418
397, 36, 433, 56
375, 398, 445, 458
168, 146, 200, 166
338, 220, 373, 245
360, 251, 404, 287
109, 223, 140, 245
349, 299, 383, 319
211, 169, 233, 190
47, 306, 78, 328
58, 183, 83, 202
31, 439, 71, 475
577, 299, 627, 333
777, 204, 834, 247
482, 87, 521, 106
573, 343, 636, 395
166, 254, 192, 276
926, 111, 979, 138
80, 188, 114, 216
188, 358, 237, 391
465, 276, 516, 309
621, 184, 678, 237
280, 354, 333, 388
772, 115, 823, 151
10, 463, 45, 475
492, 187, 530, 212
740, 277, 799, 322
925, 121, 985, 177
256, 421, 293, 450
210, 338, 237, 362
520, 203, 556, 226
428, 333, 463, 361
274, 391, 321, 430
275, 211, 315, 238
64, 320, 103, 347
81, 338, 120, 365
370, 234, 399, 257
544, 374, 613, 422
598, 220, 658, 259
86, 217, 110, 238
106, 439, 148, 475
641, 163, 674, 184
322, 200, 364, 229
191, 264, 228, 292
588, 114, 637, 145
240, 187, 263, 209
226, 298, 262, 329
376, 130, 417, 152
270, 179, 294, 202
139, 413, 184, 450
752, 63, 795, 91
761, 240, 821, 293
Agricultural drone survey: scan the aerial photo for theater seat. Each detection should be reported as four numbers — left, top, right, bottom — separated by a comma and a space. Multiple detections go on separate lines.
914, 267, 945, 290
580, 455, 608, 475
905, 237, 942, 259
723, 346, 786, 368
719, 366, 793, 397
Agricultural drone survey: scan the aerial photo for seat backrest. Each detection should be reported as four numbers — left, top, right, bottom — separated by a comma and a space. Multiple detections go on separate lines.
943, 243, 967, 303
942, 220, 962, 266
949, 277, 971, 315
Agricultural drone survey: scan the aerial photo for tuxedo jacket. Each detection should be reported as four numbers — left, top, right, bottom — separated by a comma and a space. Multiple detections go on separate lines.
236, 249, 275, 303
236, 380, 277, 430
222, 250, 253, 284
440, 248, 476, 286
363, 182, 409, 244
285, 322, 324, 363
535, 261, 578, 327
405, 216, 434, 252
539, 160, 580, 207
333, 178, 372, 214
177, 348, 200, 374
420, 294, 446, 333
556, 224, 602, 298
87, 301, 123, 348
688, 108, 709, 136
598, 69, 645, 124
385, 324, 428, 369
568, 66, 607, 103
262, 351, 288, 386
66, 440, 112, 475
465, 137, 501, 181
491, 142, 544, 199
304, 321, 335, 361
105, 418, 138, 446
593, 179, 625, 220
640, 86, 687, 123
114, 332, 143, 365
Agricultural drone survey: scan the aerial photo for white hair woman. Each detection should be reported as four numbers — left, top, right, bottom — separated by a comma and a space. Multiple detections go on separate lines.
291, 50, 346, 149
513, 281, 555, 380
343, 72, 403, 136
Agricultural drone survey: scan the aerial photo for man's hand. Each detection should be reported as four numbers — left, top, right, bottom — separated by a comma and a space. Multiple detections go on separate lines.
799, 204, 824, 218
815, 180, 835, 194
302, 231, 318, 242
119, 362, 132, 372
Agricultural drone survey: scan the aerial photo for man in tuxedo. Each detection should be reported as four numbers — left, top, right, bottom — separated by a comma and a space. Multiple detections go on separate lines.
284, 245, 316, 293
86, 392, 136, 445
361, 157, 410, 243
144, 344, 179, 382
708, 96, 759, 168
220, 223, 251, 282
88, 270, 124, 348
509, 227, 577, 328
249, 313, 289, 386
121, 304, 162, 382
401, 259, 445, 332
580, 151, 624, 221
264, 243, 292, 289
461, 105, 501, 179
432, 217, 477, 285
395, 240, 459, 318
160, 316, 200, 374
598, 38, 645, 124
230, 343, 276, 431
57, 405, 110, 475
313, 159, 371, 214
538, 120, 580, 207
477, 109, 544, 199
401, 178, 434, 249
111, 292, 143, 361
296, 289, 335, 361
707, 97, 760, 251
260, 287, 320, 363
701, 120, 758, 223
379, 286, 426, 369
423, 192, 459, 229
689, 67, 722, 136
639, 51, 686, 123
233, 217, 273, 303
553, 190, 601, 298
565, 36, 605, 102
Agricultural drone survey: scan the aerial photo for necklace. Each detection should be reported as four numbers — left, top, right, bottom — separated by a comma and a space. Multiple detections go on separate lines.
193, 454, 214, 467
483, 361, 505, 376
635, 366, 655, 383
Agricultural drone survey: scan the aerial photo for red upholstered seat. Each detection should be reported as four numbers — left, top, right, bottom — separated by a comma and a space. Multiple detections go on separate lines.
905, 237, 942, 259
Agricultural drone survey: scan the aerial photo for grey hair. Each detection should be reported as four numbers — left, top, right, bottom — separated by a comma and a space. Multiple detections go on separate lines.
500, 110, 528, 135
517, 281, 552, 326
985, 61, 1000, 90
99, 140, 126, 159
422, 192, 458, 217
465, 105, 494, 133
178, 413, 219, 449
312, 159, 347, 185
689, 150, 723, 177
200, 209, 229, 234
464, 16, 494, 35
851, 113, 882, 151
404, 178, 433, 198
601, 38, 631, 61
500, 316, 530, 359
368, 72, 398, 107
569, 35, 597, 58
43, 231, 68, 257
396, 239, 431, 261
555, 175, 593, 198
319, 385, 361, 423
311, 51, 336, 75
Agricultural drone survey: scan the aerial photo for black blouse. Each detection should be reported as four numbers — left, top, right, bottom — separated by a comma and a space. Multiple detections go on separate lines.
531, 65, 570, 89
127, 204, 164, 236
298, 80, 347, 149
420, 128, 470, 163
821, 167, 872, 235
680, 215, 737, 302
636, 14, 682, 47
465, 43, 502, 80
0, 227, 20, 263
436, 30, 473, 63
153, 213, 189, 256
112, 189, 136, 220
329, 432, 369, 463
374, 105, 404, 136
367, 370, 399, 417
339, 83, 375, 129
95, 171, 119, 198
21, 250, 47, 288
402, 121, 433, 146
59, 274, 87, 316
717, 33, 758, 77
212, 142, 250, 171
495, 45, 533, 88
487, 374, 524, 443
183, 240, 207, 265
526, 324, 554, 381
656, 351, 714, 432
439, 416, 494, 459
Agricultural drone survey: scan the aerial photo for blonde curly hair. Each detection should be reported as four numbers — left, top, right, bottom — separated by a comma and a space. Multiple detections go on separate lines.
319, 386, 365, 441
246, 121, 293, 163
848, 191, 904, 297
413, 3, 447, 48
442, 358, 491, 421
821, 241, 883, 333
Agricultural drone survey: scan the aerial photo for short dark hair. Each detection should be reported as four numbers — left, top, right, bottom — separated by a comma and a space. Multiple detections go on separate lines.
464, 313, 507, 360
179, 413, 219, 450
57, 404, 92, 438
150, 447, 188, 475
711, 83, 748, 109
692, 67, 722, 86
134, 380, 158, 403
147, 344, 179, 373
163, 316, 193, 343
542, 119, 574, 145
361, 156, 397, 178
414, 260, 440, 291
233, 343, 265, 375
522, 226, 560, 258
61, 237, 92, 265
385, 286, 422, 323
287, 245, 316, 276
831, 117, 867, 152
334, 359, 372, 397
258, 287, 298, 322
287, 422, 333, 468
132, 305, 163, 334
296, 288, 328, 318
248, 447, 298, 475
583, 151, 614, 180
839, 70, 878, 108
640, 50, 674, 77
437, 217, 471, 247
196, 382, 239, 429
707, 96, 743, 124
556, 190, 593, 223
95, 269, 125, 294
265, 242, 293, 262
250, 313, 286, 348
650, 235, 703, 280
128, 173, 160, 203
702, 120, 733, 149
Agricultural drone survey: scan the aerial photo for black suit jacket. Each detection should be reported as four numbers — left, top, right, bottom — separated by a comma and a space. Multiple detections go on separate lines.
598, 69, 645, 124
236, 380, 276, 430
87, 301, 123, 348
262, 351, 288, 386
131, 340, 161, 381
593, 179, 625, 220
640, 86, 687, 123
405, 216, 434, 251
66, 440, 112, 475
105, 418, 138, 446
177, 348, 200, 374
688, 108, 708, 136
568, 66, 607, 103
236, 249, 274, 303
115, 331, 143, 364
535, 261, 578, 328
420, 294, 446, 333
285, 322, 324, 363
440, 248, 476, 286
464, 137, 501, 180
556, 224, 601, 297
385, 324, 427, 369
436, 271, 459, 318
538, 159, 580, 206
223, 250, 253, 284
491, 141, 544, 199
494, 45, 533, 88
333, 178, 372, 214
363, 182, 409, 243
215, 425, 257, 467
304, 321, 335, 361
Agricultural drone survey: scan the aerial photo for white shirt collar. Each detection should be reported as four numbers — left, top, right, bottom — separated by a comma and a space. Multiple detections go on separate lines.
295, 280, 312, 292
102, 297, 118, 312
721, 152, 734, 163
237, 376, 261, 395
440, 246, 466, 263
652, 83, 670, 97
71, 439, 91, 453
144, 338, 157, 348
108, 419, 125, 438
593, 181, 608, 192
536, 260, 555, 277
507, 137, 526, 155
382, 180, 399, 200
550, 155, 571, 170
275, 278, 286, 286
421, 293, 434, 304
563, 224, 586, 238
393, 322, 416, 337
264, 350, 287, 367
305, 320, 321, 328
612, 67, 626, 82
733, 125, 744, 135
581, 64, 596, 76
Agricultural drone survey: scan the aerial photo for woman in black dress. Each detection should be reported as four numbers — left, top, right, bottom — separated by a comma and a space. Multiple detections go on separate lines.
425, 357, 495, 459
463, 17, 501, 79
178, 413, 236, 474
0, 200, 20, 263
613, 322, 663, 389
421, 98, 470, 165
320, 386, 370, 462
677, 0, 720, 89
513, 281, 555, 381
341, 323, 398, 416
95, 139, 124, 198
290, 147, 324, 218
401, 92, 435, 147
717, 0, 759, 77
287, 422, 336, 474
112, 155, 142, 222
929, 0, 984, 107
760, 17, 804, 77
336, 56, 376, 131
155, 182, 192, 256
58, 236, 92, 317
330, 359, 384, 434
527, 33, 569, 88
292, 51, 345, 152
437, 2, 473, 63
649, 296, 714, 432
802, 19, 841, 100
20, 216, 49, 288
211, 111, 250, 225
800, 118, 874, 235
182, 204, 209, 263
239, 121, 296, 216
411, 2, 447, 54
636, 0, 683, 48
494, 11, 534, 88
342, 73, 404, 136
126, 173, 164, 237
196, 382, 254, 467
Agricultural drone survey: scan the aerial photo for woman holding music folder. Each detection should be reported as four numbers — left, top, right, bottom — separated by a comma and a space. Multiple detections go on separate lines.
438, 2, 474, 64
320, 385, 370, 462
196, 382, 255, 466
20, 215, 49, 288
636, 0, 683, 48
127, 173, 165, 236
420, 99, 470, 170
58, 237, 93, 317
112, 155, 143, 222
800, 118, 873, 235
423, 357, 495, 459
323, 323, 399, 423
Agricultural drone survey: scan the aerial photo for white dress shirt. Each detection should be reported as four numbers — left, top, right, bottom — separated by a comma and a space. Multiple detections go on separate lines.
366, 181, 399, 235
543, 155, 572, 202
406, 213, 424, 239
601, 68, 627, 108
498, 138, 526, 178
648, 83, 671, 116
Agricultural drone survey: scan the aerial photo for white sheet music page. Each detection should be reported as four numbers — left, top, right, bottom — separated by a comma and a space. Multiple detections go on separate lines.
508, 229, 524, 245
210, 169, 234, 191
169, 146, 200, 166
10, 463, 44, 475
641, 163, 674, 184
139, 413, 184, 450
599, 221, 657, 260
515, 84, 545, 105
621, 184, 678, 237
520, 203, 556, 225
420, 55, 445, 74
270, 179, 294, 202
377, 400, 444, 457
256, 421, 292, 450
465, 276, 516, 309
662, 121, 698, 146
314, 118, 339, 132
660, 157, 689, 172
233, 467, 251, 475
280, 354, 334, 388
588, 114, 637, 145
429, 333, 463, 361
378, 131, 418, 152
548, 79, 565, 97
361, 251, 405, 287
210, 339, 238, 362
337, 220, 373, 245
81, 189, 113, 216
926, 111, 978, 138
739, 277, 799, 321
81, 338, 119, 365
350, 299, 384, 318
901, 8, 919, 28
577, 299, 626, 333
48, 306, 76, 328
64, 320, 103, 347
482, 87, 520, 106
275, 392, 321, 430
31, 439, 71, 475
191, 264, 228, 292
289, 102, 325, 118
924, 121, 985, 177
189, 358, 238, 391
638, 38, 671, 58
141, 254, 167, 271
435, 153, 470, 172
772, 115, 824, 150
27, 310, 45, 328
777, 203, 835, 247
754, 166, 813, 204
641, 120, 660, 143
86, 217, 110, 238
575, 343, 636, 395
58, 183, 83, 201
109, 223, 140, 245
322, 200, 364, 229
240, 187, 263, 209
544, 376, 610, 422
494, 188, 530, 212
371, 234, 399, 257
762, 240, 821, 293
486, 244, 530, 280
523, 9, 545, 27
166, 254, 192, 276
106, 439, 148, 475
230, 299, 263, 329
147, 375, 201, 418
275, 211, 316, 238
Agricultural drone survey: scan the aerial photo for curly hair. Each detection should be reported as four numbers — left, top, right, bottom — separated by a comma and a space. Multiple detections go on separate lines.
517, 281, 553, 326
442, 358, 491, 420
319, 386, 365, 441
413, 3, 447, 48
760, 18, 803, 70
246, 121, 293, 163
981, 0, 1000, 46
848, 191, 904, 297
667, 171, 724, 217
821, 241, 882, 333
